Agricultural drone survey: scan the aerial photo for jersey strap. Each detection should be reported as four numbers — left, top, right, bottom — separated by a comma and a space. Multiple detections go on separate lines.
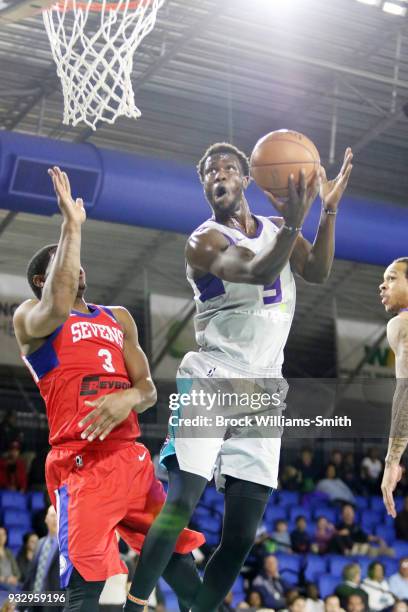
195, 273, 226, 302
22, 325, 63, 381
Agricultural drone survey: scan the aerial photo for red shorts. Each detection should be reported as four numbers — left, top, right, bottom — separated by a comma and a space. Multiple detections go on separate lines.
45, 442, 205, 586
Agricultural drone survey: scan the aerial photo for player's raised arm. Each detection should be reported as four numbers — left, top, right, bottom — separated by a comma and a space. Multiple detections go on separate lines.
13, 167, 86, 342
288, 147, 353, 284
187, 169, 320, 285
79, 307, 157, 442
381, 315, 408, 517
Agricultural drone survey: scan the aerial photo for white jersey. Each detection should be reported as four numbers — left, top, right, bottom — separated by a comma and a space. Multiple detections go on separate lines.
187, 215, 296, 376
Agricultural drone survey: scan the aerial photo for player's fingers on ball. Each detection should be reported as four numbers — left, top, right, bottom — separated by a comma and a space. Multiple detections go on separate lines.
288, 173, 297, 201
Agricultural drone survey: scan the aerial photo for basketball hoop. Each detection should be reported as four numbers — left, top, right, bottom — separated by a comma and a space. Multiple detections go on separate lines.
42, 0, 165, 130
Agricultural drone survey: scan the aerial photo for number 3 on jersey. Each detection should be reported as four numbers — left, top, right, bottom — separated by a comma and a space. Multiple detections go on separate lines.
98, 348, 115, 373
263, 276, 282, 305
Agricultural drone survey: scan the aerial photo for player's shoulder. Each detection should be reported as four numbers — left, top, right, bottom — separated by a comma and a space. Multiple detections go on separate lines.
387, 314, 408, 338
104, 305, 137, 330
186, 222, 231, 252
13, 298, 39, 321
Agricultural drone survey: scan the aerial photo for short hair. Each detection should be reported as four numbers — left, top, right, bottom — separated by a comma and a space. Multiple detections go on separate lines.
197, 142, 250, 182
343, 563, 360, 582
325, 595, 339, 603
27, 244, 58, 299
368, 561, 384, 579
394, 258, 408, 278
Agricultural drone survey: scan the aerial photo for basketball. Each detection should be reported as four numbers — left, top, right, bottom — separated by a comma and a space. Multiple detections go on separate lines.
250, 130, 320, 198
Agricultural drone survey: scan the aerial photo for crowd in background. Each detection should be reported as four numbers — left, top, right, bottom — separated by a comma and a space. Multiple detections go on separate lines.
1, 410, 408, 611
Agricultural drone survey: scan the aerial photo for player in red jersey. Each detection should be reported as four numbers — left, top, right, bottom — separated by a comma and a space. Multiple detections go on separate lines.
13, 167, 204, 612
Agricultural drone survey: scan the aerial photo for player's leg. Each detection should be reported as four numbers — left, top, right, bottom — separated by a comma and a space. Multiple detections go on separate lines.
66, 568, 105, 612
48, 449, 130, 611
124, 454, 207, 611
190, 476, 271, 612
162, 552, 202, 611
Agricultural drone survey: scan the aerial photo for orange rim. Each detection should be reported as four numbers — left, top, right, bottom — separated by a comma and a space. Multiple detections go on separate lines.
55, 0, 151, 11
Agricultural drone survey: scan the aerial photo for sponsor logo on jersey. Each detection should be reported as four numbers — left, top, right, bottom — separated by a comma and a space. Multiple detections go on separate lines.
80, 375, 131, 396
71, 321, 124, 348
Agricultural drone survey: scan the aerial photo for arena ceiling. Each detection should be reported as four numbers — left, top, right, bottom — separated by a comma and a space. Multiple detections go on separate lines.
0, 0, 403, 376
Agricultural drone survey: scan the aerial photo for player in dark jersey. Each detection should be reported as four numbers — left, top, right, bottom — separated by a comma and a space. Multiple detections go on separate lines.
13, 167, 204, 612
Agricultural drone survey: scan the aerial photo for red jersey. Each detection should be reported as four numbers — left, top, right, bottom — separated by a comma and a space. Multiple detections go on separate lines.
22, 304, 140, 449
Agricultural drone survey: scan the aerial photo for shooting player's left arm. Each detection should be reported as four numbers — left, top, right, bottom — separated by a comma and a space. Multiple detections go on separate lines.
113, 306, 157, 413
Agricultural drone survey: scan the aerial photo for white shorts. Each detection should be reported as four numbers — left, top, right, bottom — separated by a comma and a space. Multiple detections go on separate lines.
160, 351, 288, 491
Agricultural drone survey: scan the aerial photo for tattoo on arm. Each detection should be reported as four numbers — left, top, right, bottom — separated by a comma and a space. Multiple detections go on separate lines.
386, 380, 408, 464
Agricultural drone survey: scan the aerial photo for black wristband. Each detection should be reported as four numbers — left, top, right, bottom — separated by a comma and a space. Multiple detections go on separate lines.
323, 206, 337, 215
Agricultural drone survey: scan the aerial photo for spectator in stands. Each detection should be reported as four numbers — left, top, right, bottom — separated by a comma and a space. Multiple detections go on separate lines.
361, 448, 383, 495
0, 602, 17, 612
23, 506, 61, 611
316, 464, 356, 506
330, 503, 391, 556
389, 558, 408, 602
16, 532, 39, 584
0, 526, 20, 591
345, 593, 367, 612
395, 497, 408, 541
334, 563, 369, 610
393, 603, 408, 612
324, 595, 345, 612
272, 519, 292, 553
311, 516, 336, 554
280, 465, 302, 491
361, 561, 395, 611
341, 453, 361, 494
291, 516, 311, 554
219, 591, 236, 612
246, 590, 272, 610
295, 448, 320, 493
27, 448, 48, 491
252, 554, 289, 610
0, 441, 27, 492
253, 522, 277, 557
286, 589, 301, 608
0, 410, 23, 454
290, 596, 307, 612
330, 450, 344, 473
305, 583, 324, 612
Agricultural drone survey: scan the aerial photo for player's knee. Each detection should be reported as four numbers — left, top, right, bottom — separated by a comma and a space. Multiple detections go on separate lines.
221, 530, 254, 556
160, 499, 194, 530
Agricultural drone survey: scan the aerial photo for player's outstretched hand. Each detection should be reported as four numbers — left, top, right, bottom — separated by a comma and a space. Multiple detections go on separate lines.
48, 166, 86, 226
320, 147, 353, 211
265, 167, 322, 229
79, 393, 133, 442
381, 462, 402, 518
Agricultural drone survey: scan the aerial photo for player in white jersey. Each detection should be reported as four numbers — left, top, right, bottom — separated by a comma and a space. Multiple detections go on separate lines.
125, 143, 353, 612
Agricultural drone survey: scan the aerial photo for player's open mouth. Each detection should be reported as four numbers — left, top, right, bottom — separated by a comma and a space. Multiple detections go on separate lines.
214, 185, 228, 201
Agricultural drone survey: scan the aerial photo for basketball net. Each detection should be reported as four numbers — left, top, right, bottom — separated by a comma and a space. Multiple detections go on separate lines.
43, 0, 165, 130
